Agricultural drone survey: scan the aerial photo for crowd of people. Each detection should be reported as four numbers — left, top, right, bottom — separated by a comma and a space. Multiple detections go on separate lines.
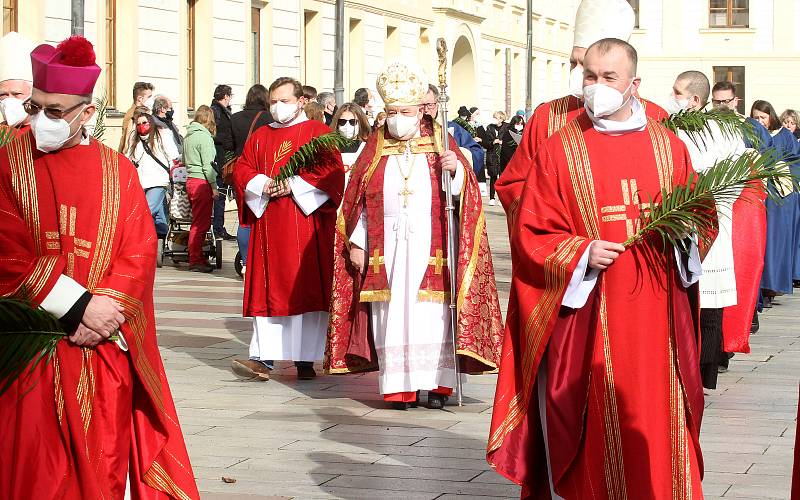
2, 0, 800, 497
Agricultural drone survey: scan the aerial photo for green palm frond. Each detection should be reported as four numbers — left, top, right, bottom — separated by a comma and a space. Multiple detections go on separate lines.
273, 132, 354, 185
661, 108, 757, 150
453, 116, 477, 138
0, 298, 65, 397
0, 124, 19, 148
92, 90, 109, 142
624, 148, 797, 249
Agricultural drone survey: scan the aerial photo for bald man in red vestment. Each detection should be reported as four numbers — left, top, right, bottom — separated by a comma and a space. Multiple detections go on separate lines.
0, 36, 198, 499
488, 38, 706, 499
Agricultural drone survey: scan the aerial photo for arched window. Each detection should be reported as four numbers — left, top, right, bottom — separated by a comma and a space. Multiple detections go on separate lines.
627, 0, 639, 29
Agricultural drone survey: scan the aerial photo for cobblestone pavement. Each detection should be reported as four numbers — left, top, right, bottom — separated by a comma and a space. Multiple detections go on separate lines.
155, 207, 798, 499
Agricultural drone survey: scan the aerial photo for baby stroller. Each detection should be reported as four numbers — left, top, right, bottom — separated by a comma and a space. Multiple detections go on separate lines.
162, 162, 223, 268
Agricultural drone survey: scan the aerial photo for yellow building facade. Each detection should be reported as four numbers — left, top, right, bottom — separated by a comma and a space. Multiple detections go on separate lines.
4, 1, 796, 147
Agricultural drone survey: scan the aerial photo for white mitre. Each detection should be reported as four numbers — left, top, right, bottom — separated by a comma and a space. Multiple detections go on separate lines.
376, 60, 428, 107
0, 31, 34, 83
573, 0, 635, 49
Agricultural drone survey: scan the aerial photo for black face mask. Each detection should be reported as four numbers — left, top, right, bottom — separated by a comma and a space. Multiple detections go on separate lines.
164, 110, 174, 121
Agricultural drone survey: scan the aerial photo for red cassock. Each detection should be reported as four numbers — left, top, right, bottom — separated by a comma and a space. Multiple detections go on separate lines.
232, 120, 344, 318
496, 95, 668, 232
0, 133, 198, 499
792, 384, 800, 500
489, 114, 705, 499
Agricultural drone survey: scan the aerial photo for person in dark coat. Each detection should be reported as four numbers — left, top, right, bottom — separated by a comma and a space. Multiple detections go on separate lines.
210, 84, 236, 240
230, 84, 274, 272
483, 111, 507, 206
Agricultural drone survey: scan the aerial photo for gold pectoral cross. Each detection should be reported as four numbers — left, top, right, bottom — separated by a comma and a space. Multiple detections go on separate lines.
369, 248, 385, 274
600, 179, 650, 237
399, 183, 414, 208
45, 205, 93, 276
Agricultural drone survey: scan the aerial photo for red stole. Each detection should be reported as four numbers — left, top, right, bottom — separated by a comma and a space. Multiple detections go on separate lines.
231, 120, 345, 317
358, 142, 450, 303
325, 117, 504, 375
0, 132, 198, 499
489, 115, 704, 498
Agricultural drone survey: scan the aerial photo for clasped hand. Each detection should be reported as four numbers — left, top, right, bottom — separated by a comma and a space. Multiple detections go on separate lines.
68, 295, 126, 347
263, 178, 292, 198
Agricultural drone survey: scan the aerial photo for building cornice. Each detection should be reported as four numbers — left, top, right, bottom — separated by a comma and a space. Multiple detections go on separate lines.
480, 33, 570, 58
431, 7, 486, 24
313, 0, 436, 26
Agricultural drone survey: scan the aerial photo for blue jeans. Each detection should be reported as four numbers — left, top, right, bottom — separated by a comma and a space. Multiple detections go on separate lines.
237, 224, 251, 266
145, 187, 168, 238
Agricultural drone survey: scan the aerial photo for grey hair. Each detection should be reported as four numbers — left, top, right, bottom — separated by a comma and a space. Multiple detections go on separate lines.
152, 94, 171, 114
317, 91, 335, 106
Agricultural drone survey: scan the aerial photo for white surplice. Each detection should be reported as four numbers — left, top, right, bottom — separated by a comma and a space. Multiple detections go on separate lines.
677, 121, 746, 308
350, 140, 464, 395
242, 111, 331, 362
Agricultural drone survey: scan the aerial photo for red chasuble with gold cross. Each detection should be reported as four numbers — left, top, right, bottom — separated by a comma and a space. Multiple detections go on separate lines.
232, 119, 344, 318
0, 133, 198, 499
489, 114, 705, 499
497, 95, 668, 232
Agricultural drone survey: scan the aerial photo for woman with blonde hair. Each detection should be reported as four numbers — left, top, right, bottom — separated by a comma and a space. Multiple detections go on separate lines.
780, 109, 800, 140
330, 102, 370, 186
182, 104, 219, 272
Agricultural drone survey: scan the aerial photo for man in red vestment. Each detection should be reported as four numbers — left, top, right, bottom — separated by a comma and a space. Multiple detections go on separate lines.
231, 77, 344, 381
0, 37, 198, 499
0, 31, 35, 135
488, 39, 706, 499
324, 61, 504, 410
496, 0, 668, 231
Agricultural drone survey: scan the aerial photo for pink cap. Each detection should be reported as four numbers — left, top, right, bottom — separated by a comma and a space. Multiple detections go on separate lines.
31, 36, 101, 95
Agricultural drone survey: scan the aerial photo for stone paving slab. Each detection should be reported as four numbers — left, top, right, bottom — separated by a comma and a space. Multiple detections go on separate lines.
151, 208, 799, 499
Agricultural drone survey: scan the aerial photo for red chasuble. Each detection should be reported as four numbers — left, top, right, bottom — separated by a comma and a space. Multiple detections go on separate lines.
497, 95, 668, 231
792, 385, 800, 500
232, 120, 344, 318
325, 118, 504, 374
0, 133, 198, 499
489, 114, 705, 499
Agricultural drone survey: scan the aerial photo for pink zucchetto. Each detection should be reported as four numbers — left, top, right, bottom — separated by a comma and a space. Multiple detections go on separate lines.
31, 36, 101, 95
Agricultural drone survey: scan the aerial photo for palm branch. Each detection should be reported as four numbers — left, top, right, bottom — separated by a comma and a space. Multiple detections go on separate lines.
272, 132, 353, 185
91, 90, 109, 142
0, 298, 65, 397
624, 148, 797, 249
0, 124, 19, 148
453, 116, 477, 138
661, 108, 757, 150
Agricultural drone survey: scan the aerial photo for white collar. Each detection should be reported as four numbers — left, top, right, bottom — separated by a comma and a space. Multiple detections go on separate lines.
586, 97, 648, 135
268, 111, 309, 129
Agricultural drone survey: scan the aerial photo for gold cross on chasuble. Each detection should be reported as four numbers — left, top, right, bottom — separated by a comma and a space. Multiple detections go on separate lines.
369, 248, 385, 274
45, 205, 93, 275
428, 249, 447, 275
600, 179, 650, 238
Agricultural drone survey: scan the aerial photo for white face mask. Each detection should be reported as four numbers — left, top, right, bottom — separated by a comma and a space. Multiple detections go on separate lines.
666, 93, 690, 115
31, 106, 86, 153
514, 124, 523, 131
270, 101, 301, 124
338, 123, 358, 139
144, 95, 155, 110
569, 65, 584, 98
386, 114, 419, 139
0, 97, 27, 127
583, 79, 635, 118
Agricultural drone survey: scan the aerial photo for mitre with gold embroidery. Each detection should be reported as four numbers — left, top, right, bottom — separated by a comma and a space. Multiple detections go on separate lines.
375, 60, 428, 107
573, 0, 635, 49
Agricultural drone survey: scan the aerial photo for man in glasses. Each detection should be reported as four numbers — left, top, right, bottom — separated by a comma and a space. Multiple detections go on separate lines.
0, 36, 198, 499
0, 31, 34, 133
711, 81, 740, 113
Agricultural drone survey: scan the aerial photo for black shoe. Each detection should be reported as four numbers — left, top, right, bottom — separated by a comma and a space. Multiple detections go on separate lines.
427, 392, 449, 410
220, 230, 237, 241
189, 263, 213, 273
392, 402, 411, 410
296, 365, 317, 380
717, 365, 728, 374
751, 314, 760, 334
